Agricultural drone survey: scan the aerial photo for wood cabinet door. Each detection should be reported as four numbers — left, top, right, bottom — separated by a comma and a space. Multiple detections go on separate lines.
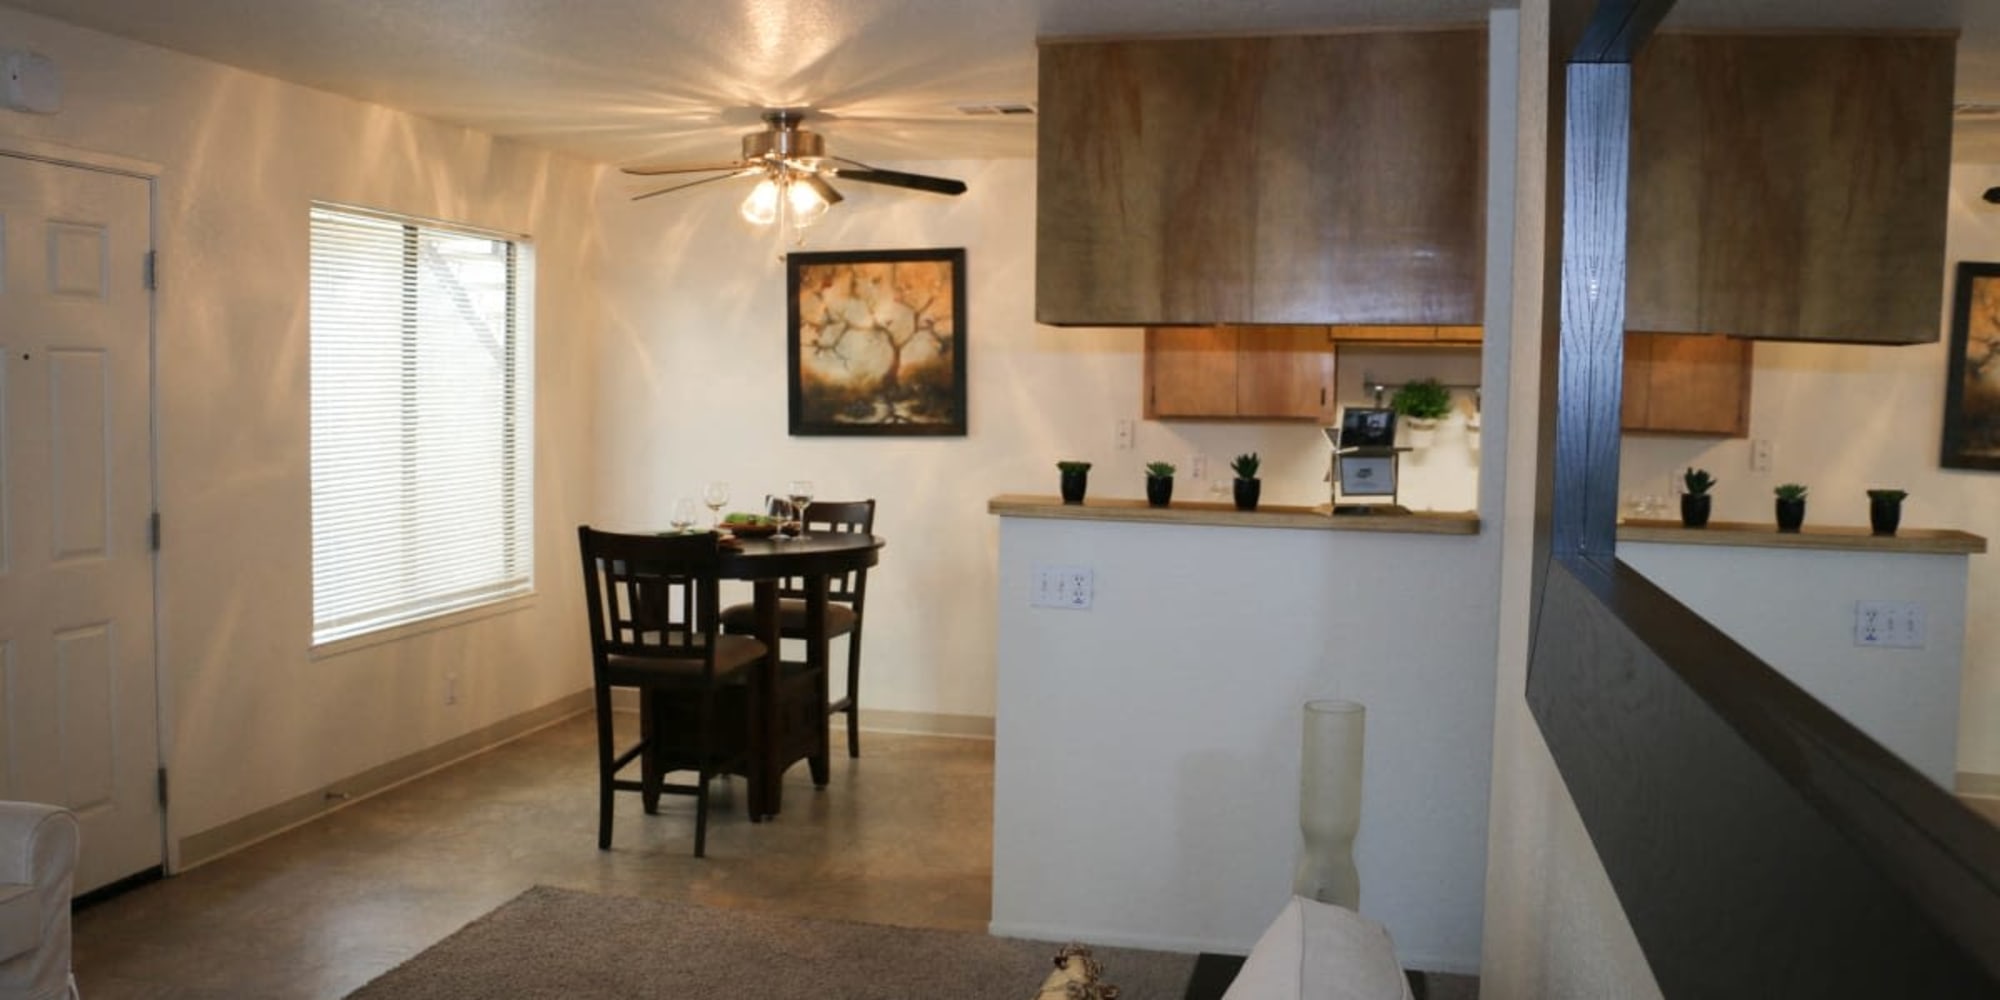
1236, 326, 1335, 421
1433, 326, 1484, 343
1629, 34, 1952, 344
1145, 327, 1240, 418
1622, 332, 1752, 437
1329, 325, 1438, 343
1037, 30, 1485, 327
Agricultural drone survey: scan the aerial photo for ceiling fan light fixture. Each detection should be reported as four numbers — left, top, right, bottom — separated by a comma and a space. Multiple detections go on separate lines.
788, 174, 840, 227
740, 177, 781, 225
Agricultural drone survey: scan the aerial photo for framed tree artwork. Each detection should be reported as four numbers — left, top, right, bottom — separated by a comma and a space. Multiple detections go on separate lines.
1942, 261, 2000, 470
786, 248, 968, 436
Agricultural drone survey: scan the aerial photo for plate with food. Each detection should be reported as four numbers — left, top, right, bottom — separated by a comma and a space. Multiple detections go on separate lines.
719, 512, 781, 538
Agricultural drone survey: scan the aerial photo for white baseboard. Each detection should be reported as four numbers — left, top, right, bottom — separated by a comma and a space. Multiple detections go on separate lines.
987, 919, 1231, 956
611, 692, 993, 740
1957, 771, 2000, 798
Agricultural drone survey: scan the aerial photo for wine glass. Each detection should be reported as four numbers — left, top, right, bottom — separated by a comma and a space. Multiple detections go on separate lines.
702, 481, 731, 528
767, 495, 797, 540
786, 479, 815, 539
669, 498, 699, 534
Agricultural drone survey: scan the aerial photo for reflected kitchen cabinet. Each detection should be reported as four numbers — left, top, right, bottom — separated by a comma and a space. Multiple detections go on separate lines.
1327, 325, 1483, 344
1144, 326, 1335, 422
1621, 332, 1753, 437
1627, 34, 1952, 344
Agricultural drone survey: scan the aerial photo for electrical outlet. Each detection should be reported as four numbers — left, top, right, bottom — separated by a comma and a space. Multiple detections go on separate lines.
445, 672, 461, 705
1854, 600, 1924, 649
1115, 418, 1134, 450
1031, 564, 1094, 610
1191, 455, 1208, 480
1750, 439, 1773, 472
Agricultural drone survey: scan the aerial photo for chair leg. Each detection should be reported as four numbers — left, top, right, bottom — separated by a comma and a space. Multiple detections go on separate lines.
845, 626, 864, 758
594, 685, 615, 850
693, 690, 714, 858
640, 689, 662, 815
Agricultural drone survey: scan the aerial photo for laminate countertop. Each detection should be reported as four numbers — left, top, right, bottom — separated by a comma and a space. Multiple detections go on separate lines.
1617, 519, 1986, 555
987, 494, 1479, 535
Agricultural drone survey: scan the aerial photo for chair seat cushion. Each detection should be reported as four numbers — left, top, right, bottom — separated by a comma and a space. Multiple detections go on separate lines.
718, 599, 857, 638
603, 633, 766, 685
0, 882, 34, 963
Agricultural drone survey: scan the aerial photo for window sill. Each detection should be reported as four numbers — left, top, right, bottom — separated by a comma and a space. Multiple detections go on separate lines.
310, 591, 539, 660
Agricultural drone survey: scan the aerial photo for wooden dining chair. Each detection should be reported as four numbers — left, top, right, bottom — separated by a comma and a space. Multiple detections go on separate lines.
720, 499, 876, 757
577, 526, 765, 857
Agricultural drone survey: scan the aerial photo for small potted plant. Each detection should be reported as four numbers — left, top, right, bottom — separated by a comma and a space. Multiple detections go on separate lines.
1057, 460, 1092, 505
1680, 467, 1716, 528
1390, 378, 1453, 448
1144, 461, 1176, 508
1867, 488, 1907, 537
1231, 452, 1262, 512
1773, 482, 1808, 533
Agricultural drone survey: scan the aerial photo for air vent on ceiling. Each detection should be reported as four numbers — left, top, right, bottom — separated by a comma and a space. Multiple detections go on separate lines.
956, 102, 1037, 117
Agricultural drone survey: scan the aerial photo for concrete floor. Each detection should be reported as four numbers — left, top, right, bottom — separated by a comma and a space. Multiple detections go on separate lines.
71, 712, 996, 999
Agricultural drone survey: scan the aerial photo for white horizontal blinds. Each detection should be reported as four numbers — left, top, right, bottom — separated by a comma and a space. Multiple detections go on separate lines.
309, 205, 534, 644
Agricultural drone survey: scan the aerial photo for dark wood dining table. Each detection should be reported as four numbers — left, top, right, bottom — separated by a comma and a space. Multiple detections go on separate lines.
714, 531, 884, 820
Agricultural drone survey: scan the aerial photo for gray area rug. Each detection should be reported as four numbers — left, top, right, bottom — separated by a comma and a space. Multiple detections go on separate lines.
348, 885, 1198, 999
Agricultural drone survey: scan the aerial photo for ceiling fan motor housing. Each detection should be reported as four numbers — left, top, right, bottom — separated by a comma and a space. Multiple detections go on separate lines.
744, 112, 825, 163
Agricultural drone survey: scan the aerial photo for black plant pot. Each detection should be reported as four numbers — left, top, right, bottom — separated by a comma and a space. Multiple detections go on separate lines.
1775, 497, 1806, 533
1233, 477, 1261, 512
1870, 498, 1902, 536
1059, 470, 1089, 505
1145, 476, 1174, 508
1680, 493, 1711, 528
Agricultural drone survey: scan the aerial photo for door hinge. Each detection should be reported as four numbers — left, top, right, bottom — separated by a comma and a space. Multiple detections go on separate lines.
156, 767, 169, 807
150, 511, 161, 551
143, 250, 158, 290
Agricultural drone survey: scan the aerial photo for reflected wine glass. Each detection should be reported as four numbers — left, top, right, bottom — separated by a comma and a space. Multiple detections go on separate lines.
702, 481, 730, 528
669, 498, 699, 534
787, 479, 815, 540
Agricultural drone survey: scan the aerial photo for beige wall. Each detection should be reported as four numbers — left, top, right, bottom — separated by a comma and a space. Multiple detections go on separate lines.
0, 8, 603, 848
1620, 164, 2000, 780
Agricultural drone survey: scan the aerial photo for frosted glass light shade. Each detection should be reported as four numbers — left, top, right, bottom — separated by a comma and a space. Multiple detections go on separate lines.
739, 178, 780, 225
1293, 699, 1365, 909
786, 178, 830, 226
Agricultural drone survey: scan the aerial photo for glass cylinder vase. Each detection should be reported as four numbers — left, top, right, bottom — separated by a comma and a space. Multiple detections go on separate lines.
1292, 699, 1365, 909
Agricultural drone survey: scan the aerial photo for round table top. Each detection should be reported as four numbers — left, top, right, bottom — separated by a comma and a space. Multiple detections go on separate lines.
717, 531, 883, 579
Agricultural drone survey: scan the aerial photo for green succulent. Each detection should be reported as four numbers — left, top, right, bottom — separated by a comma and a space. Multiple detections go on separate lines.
1056, 460, 1092, 474
1867, 489, 1907, 503
1774, 482, 1809, 501
1230, 452, 1261, 479
1144, 461, 1176, 478
1682, 467, 1716, 495
1390, 378, 1454, 421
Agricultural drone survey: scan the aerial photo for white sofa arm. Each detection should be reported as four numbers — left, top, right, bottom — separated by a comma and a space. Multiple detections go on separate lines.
1221, 896, 1414, 1000
0, 801, 79, 1000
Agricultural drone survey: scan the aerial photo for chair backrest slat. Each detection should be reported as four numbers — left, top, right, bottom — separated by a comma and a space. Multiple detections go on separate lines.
776, 499, 876, 605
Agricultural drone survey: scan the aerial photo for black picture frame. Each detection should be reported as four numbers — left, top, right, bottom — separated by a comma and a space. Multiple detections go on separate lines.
1942, 261, 2000, 470
786, 247, 968, 437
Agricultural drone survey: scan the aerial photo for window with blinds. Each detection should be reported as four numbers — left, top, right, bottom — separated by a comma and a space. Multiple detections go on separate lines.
309, 204, 534, 645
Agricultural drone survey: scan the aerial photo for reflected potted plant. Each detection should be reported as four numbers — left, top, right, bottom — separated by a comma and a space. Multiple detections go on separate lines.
1773, 482, 1808, 533
1867, 488, 1907, 537
1231, 452, 1262, 511
1390, 378, 1453, 448
1144, 461, 1176, 508
1680, 467, 1715, 528
1057, 460, 1092, 505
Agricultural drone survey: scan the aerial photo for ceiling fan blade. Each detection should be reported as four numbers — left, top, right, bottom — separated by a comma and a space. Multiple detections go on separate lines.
828, 158, 967, 196
631, 169, 757, 202
621, 159, 751, 177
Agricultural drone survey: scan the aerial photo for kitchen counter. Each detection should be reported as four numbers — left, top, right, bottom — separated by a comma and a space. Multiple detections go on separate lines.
987, 494, 1479, 535
1617, 519, 1985, 555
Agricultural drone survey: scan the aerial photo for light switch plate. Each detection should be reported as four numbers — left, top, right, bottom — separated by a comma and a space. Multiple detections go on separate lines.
1854, 600, 1924, 649
1031, 565, 1094, 610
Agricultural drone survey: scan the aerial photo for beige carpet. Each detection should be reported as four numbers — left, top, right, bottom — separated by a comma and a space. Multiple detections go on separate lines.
348, 885, 1198, 999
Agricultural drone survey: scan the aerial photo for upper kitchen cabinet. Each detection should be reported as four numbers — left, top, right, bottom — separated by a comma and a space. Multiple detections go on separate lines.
1036, 30, 1486, 327
1628, 33, 1954, 344
1144, 326, 1334, 422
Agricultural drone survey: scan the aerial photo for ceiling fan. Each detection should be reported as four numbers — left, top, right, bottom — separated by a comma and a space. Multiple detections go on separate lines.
621, 109, 968, 228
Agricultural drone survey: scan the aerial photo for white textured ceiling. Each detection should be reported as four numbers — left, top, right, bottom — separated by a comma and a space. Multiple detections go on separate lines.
2, 0, 1996, 165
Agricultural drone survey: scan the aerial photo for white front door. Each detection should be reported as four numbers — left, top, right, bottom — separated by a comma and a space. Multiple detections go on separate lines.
0, 153, 161, 893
